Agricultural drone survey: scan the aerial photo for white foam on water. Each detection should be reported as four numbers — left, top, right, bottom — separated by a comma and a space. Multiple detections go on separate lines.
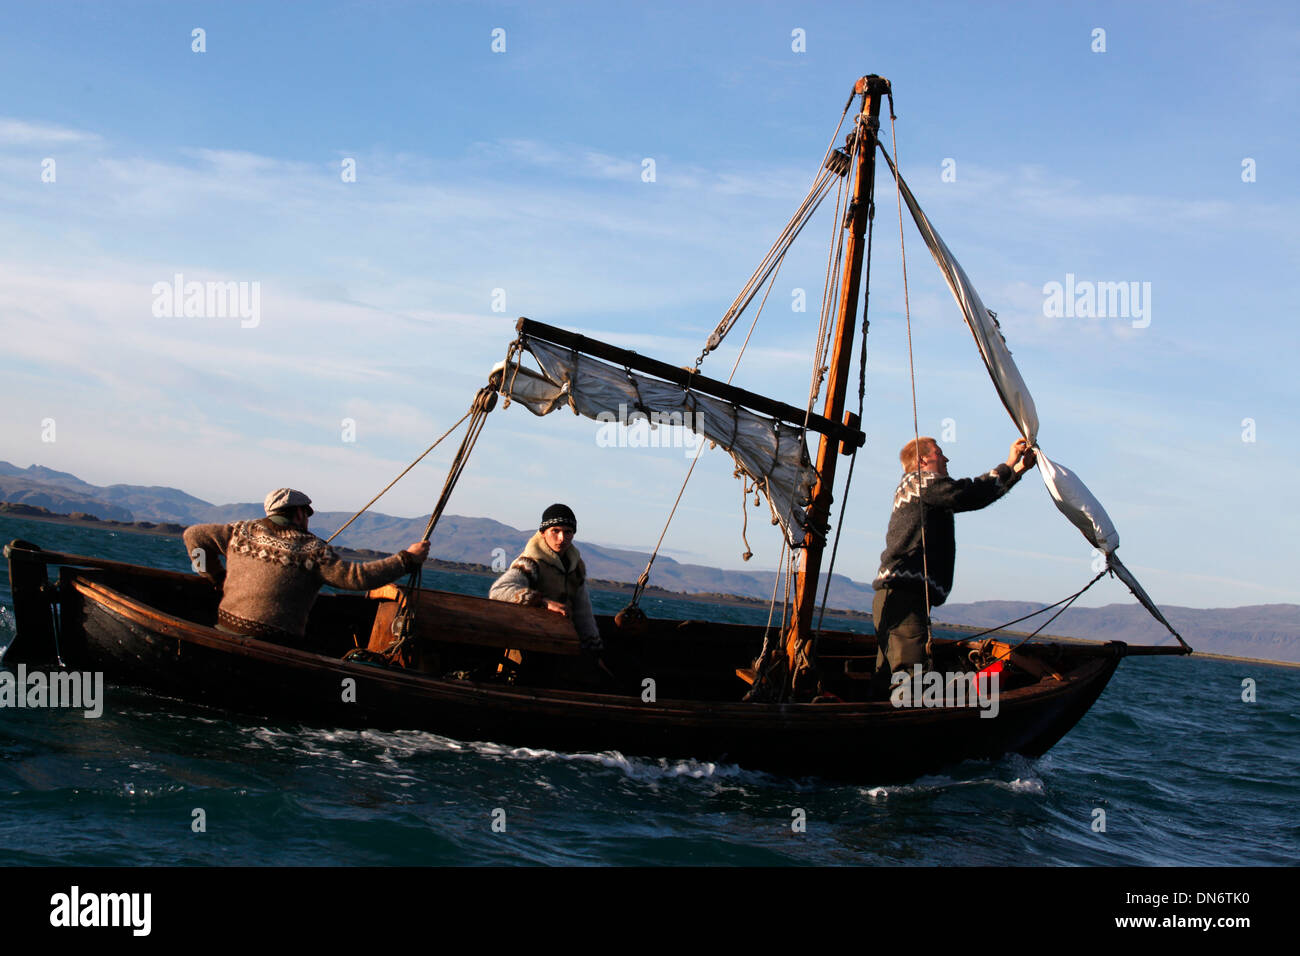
117, 781, 185, 799
860, 771, 1046, 800
468, 740, 745, 781
230, 724, 793, 789
249, 724, 760, 784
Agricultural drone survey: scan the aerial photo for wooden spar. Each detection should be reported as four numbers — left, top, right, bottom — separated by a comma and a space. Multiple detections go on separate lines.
785, 75, 890, 680
3, 540, 188, 582
514, 317, 865, 448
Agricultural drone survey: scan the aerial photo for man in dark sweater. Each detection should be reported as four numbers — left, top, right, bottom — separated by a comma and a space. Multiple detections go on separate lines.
870, 437, 1036, 695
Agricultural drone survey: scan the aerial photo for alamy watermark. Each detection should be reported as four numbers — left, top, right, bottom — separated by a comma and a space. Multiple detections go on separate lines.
890, 665, 1000, 718
152, 273, 261, 328
50, 886, 150, 936
0, 666, 103, 718
1042, 273, 1150, 328
595, 403, 704, 458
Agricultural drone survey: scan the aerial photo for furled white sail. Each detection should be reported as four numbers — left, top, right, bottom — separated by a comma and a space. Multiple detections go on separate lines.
494, 337, 819, 545
892, 164, 1184, 645
1037, 453, 1120, 554
893, 167, 1119, 548
891, 171, 1039, 443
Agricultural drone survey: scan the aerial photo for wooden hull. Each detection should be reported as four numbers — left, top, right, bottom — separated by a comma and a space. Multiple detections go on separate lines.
3, 544, 1140, 784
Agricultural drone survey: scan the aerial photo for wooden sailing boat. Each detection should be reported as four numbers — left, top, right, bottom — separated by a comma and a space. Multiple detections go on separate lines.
1, 75, 1190, 784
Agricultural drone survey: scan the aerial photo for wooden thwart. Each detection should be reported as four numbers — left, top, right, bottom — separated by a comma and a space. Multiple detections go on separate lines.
366, 584, 582, 656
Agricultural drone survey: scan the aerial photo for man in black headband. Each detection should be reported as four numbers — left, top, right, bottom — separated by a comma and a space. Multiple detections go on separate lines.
490, 503, 601, 652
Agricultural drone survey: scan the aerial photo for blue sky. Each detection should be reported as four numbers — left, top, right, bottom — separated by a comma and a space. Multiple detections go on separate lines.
1, 0, 1297, 611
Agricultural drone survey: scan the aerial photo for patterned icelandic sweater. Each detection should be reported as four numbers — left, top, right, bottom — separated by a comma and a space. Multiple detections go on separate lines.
871, 463, 1021, 606
183, 518, 418, 643
489, 532, 601, 650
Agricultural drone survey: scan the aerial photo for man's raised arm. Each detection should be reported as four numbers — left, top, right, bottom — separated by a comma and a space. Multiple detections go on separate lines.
182, 523, 232, 587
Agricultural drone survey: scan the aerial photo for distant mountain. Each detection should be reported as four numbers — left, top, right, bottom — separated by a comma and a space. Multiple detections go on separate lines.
96, 484, 218, 524
0, 462, 93, 489
2, 461, 1297, 662
198, 502, 271, 523
936, 600, 1299, 663
0, 462, 215, 524
0, 468, 135, 522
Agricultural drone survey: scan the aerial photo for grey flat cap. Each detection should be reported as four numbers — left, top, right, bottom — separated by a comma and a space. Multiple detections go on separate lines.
264, 488, 314, 516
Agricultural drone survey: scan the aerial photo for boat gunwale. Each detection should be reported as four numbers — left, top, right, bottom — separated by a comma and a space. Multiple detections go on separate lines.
70, 572, 1124, 724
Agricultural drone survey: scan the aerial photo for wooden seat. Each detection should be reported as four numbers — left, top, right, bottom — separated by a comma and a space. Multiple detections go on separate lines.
366, 585, 583, 657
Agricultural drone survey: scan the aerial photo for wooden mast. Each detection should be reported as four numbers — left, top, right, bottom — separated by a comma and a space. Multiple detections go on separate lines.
784, 74, 889, 690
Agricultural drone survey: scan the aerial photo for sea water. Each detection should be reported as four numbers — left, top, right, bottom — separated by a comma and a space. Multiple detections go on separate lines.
1, 514, 1296, 866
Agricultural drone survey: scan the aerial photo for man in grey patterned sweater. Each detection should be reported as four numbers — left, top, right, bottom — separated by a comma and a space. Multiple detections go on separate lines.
870, 437, 1036, 694
184, 488, 429, 647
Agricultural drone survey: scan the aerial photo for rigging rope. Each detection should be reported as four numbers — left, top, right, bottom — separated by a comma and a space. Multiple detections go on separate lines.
325, 405, 476, 544
626, 260, 780, 609
736, 472, 756, 561
961, 569, 1107, 647
948, 570, 1109, 680
694, 96, 856, 369
623, 100, 860, 610
750, 547, 800, 701
815, 190, 875, 638
805, 141, 851, 426
886, 91, 936, 654
748, 98, 869, 699
371, 385, 498, 664
742, 537, 790, 702
416, 385, 497, 543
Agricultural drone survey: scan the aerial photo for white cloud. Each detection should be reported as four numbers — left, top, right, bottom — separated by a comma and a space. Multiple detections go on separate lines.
0, 117, 101, 146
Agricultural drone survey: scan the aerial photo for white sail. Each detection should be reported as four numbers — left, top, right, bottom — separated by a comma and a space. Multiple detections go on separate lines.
891, 170, 1039, 442
893, 168, 1122, 550
495, 337, 819, 545
893, 165, 1183, 644
1037, 453, 1120, 554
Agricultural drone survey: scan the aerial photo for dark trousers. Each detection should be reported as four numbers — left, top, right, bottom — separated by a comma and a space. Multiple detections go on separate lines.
871, 586, 931, 699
